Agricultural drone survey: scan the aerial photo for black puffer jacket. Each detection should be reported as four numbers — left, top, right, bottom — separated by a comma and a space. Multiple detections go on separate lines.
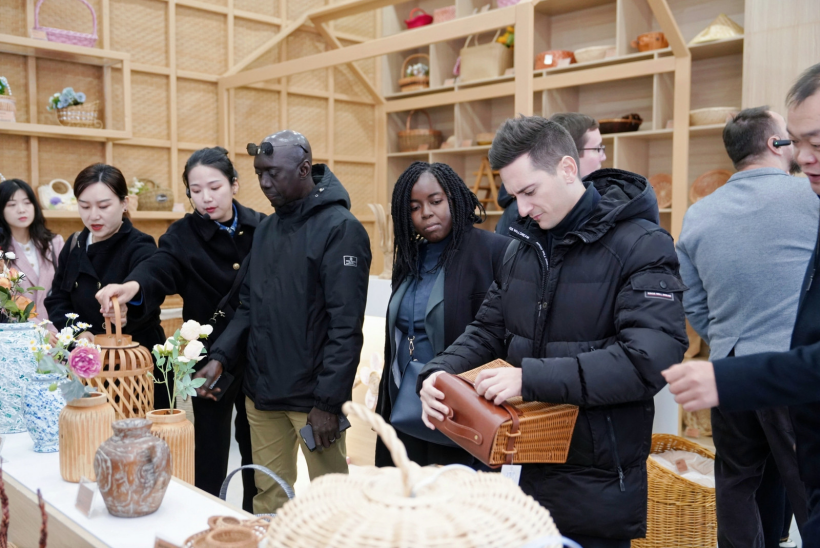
210, 165, 372, 414
419, 169, 688, 539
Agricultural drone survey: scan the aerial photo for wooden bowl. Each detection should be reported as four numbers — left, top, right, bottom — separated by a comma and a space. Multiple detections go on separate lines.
476, 132, 496, 145
689, 107, 739, 127
574, 45, 615, 63
690, 169, 732, 203
599, 113, 643, 134
648, 174, 672, 209
535, 50, 575, 70
631, 32, 668, 52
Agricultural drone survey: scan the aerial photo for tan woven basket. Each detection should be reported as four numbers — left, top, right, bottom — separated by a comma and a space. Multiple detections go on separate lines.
139, 179, 174, 211
631, 434, 716, 548
265, 401, 564, 548
398, 53, 430, 92
457, 360, 579, 466
398, 110, 442, 152
84, 297, 155, 420
56, 100, 102, 128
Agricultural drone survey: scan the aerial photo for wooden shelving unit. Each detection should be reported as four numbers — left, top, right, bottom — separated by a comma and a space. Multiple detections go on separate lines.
43, 210, 184, 221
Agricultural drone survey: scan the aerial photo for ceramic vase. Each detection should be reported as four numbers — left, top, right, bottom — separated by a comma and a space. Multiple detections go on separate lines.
94, 418, 171, 518
22, 372, 66, 452
0, 323, 38, 434
59, 392, 115, 482
147, 409, 195, 484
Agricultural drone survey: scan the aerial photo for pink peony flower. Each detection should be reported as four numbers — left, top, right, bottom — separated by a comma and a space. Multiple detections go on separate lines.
69, 346, 102, 379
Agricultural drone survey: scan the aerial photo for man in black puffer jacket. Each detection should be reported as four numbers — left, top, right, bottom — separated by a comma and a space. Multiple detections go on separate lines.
418, 116, 688, 548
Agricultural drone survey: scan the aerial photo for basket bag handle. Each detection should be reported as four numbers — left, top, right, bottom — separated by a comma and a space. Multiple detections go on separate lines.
35, 0, 98, 36
401, 53, 430, 76
105, 295, 125, 344
462, 29, 503, 49
405, 109, 434, 132
407, 7, 429, 20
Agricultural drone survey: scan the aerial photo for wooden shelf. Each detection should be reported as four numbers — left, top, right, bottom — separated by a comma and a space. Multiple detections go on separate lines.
689, 123, 727, 136
0, 33, 129, 66
43, 211, 184, 221
659, 208, 672, 214
431, 145, 492, 155
0, 122, 131, 142
387, 150, 430, 158
384, 84, 455, 100
535, 50, 661, 78
605, 128, 674, 140
689, 36, 744, 61
534, 0, 616, 15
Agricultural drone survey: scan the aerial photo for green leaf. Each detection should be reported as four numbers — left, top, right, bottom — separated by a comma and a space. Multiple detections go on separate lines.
48, 383, 58, 391
191, 377, 207, 388
59, 379, 87, 402
23, 301, 35, 320
28, 286, 45, 292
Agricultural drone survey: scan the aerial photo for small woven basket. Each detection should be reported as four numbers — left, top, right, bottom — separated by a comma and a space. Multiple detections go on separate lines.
398, 53, 430, 92
0, 96, 16, 123
139, 179, 175, 211
265, 401, 564, 548
631, 434, 716, 548
34, 0, 98, 48
56, 101, 102, 128
397, 110, 442, 152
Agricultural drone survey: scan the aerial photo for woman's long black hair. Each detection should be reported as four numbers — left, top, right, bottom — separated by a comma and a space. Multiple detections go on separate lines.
0, 179, 57, 264
391, 162, 485, 288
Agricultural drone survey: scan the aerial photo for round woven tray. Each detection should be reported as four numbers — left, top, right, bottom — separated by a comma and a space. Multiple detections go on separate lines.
648, 173, 672, 209
265, 402, 563, 548
690, 169, 732, 203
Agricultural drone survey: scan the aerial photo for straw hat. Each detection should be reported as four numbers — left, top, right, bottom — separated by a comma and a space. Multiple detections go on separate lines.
689, 14, 744, 45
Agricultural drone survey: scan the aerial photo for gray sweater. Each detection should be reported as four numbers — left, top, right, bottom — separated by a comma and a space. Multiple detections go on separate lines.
677, 167, 819, 359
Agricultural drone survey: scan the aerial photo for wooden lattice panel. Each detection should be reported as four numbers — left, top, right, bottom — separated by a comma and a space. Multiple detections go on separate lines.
287, 31, 328, 92
0, 53, 29, 124
176, 6, 227, 75
113, 145, 171, 188
0, 0, 26, 41
194, 0, 227, 7
334, 66, 369, 99
38, 138, 105, 189
235, 19, 281, 78
0, 135, 31, 183
335, 101, 375, 157
111, 0, 168, 66
233, 155, 273, 215
109, 68, 126, 131
336, 11, 376, 39
37, 59, 104, 126
177, 79, 218, 144
131, 73, 170, 139
234, 87, 280, 149
287, 95, 328, 156
334, 162, 375, 217
235, 0, 277, 17
287, 0, 326, 20
35, 0, 102, 49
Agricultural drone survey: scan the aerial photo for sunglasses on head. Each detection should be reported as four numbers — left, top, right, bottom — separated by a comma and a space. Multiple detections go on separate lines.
246, 142, 310, 156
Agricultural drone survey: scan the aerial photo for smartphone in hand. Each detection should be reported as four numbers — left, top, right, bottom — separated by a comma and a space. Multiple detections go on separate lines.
299, 415, 352, 452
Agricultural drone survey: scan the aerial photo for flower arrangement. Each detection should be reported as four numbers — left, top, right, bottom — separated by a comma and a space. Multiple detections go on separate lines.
47, 87, 87, 111
30, 314, 102, 401
0, 251, 43, 323
0, 77, 11, 96
405, 62, 429, 78
129, 177, 146, 196
151, 320, 213, 412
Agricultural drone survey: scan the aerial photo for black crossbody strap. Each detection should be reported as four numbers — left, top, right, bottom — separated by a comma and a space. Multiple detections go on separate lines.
212, 253, 251, 322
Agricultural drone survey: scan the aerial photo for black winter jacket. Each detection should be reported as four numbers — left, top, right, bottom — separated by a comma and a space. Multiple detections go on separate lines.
419, 169, 688, 539
210, 165, 372, 414
45, 218, 165, 351
125, 201, 265, 371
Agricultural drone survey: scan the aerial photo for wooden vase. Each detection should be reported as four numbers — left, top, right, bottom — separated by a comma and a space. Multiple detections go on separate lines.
59, 392, 115, 482
148, 408, 195, 484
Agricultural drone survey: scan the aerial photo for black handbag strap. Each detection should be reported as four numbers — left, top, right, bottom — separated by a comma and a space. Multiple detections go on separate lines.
211, 253, 251, 323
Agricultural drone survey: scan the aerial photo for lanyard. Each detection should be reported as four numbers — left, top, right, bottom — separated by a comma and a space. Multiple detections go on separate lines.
407, 276, 418, 361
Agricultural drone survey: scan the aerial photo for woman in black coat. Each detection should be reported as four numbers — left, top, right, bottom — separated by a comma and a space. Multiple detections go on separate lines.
96, 147, 263, 511
375, 161, 509, 468
45, 163, 165, 398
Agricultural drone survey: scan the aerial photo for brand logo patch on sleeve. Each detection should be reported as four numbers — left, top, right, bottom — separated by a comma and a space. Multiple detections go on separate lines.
645, 291, 674, 301
343, 256, 358, 267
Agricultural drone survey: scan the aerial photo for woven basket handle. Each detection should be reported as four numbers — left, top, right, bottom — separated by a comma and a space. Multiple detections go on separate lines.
407, 7, 429, 20
35, 0, 98, 35
105, 296, 124, 341
342, 401, 419, 496
464, 29, 502, 49
405, 110, 433, 132
401, 53, 430, 76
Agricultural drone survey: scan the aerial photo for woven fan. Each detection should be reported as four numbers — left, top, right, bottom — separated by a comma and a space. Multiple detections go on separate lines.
689, 14, 744, 45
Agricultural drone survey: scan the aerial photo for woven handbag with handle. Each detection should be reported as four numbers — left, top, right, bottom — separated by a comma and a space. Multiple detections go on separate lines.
430, 359, 579, 468
397, 110, 442, 152
459, 31, 513, 83
139, 179, 174, 211
34, 0, 98, 48
398, 53, 430, 92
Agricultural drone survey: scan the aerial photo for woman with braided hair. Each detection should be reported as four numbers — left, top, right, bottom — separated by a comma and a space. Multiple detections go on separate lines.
375, 161, 510, 467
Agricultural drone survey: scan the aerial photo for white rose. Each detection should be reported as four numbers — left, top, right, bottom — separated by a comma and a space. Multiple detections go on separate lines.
179, 320, 202, 341
200, 324, 213, 337
4, 252, 15, 260
163, 340, 175, 354
183, 340, 204, 360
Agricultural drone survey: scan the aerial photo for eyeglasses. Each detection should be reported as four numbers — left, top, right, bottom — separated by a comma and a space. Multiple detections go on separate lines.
580, 145, 606, 155
773, 139, 793, 148
246, 142, 310, 156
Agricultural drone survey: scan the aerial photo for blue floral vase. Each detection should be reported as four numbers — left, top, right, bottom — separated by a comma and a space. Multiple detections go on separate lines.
0, 323, 38, 434
22, 373, 66, 453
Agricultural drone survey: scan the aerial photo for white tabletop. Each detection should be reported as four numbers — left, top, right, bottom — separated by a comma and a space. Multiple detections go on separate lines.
2, 431, 248, 547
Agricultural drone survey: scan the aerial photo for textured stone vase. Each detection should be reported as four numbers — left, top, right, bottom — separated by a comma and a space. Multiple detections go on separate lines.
147, 409, 195, 484
22, 372, 66, 452
0, 323, 38, 434
94, 418, 172, 518
59, 392, 115, 482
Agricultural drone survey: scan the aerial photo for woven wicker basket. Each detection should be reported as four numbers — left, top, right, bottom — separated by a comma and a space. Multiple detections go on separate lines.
0, 96, 17, 123
398, 110, 442, 152
34, 0, 98, 48
631, 434, 716, 548
139, 179, 174, 211
84, 297, 155, 420
265, 401, 564, 548
56, 101, 102, 128
398, 53, 430, 92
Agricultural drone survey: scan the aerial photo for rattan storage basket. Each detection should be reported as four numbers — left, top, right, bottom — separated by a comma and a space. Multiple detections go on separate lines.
398, 53, 430, 92
631, 434, 716, 548
84, 297, 154, 420
56, 100, 102, 128
397, 110, 442, 152
265, 401, 564, 548
139, 179, 174, 211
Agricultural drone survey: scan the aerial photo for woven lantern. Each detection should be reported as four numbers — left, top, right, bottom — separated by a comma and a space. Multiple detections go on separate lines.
85, 297, 154, 420
265, 402, 564, 548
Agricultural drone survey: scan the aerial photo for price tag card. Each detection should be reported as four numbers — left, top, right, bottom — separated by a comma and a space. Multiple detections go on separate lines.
501, 464, 522, 485
75, 476, 97, 518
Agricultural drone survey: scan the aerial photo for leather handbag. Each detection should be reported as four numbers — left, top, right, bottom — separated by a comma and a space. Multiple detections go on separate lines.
390, 359, 457, 446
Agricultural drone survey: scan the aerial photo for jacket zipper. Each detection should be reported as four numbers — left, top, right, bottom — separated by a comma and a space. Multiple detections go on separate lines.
606, 413, 626, 492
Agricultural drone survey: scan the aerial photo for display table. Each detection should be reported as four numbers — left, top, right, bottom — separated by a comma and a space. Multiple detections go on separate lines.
2, 432, 250, 547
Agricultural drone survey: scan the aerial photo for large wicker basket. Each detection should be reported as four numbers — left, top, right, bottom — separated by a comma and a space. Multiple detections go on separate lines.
84, 297, 154, 420
632, 434, 716, 548
56, 101, 102, 128
398, 110, 442, 152
265, 401, 564, 548
0, 95, 16, 123
398, 53, 430, 92
138, 179, 174, 211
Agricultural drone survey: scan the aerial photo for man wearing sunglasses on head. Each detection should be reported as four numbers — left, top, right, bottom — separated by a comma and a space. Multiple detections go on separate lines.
202, 130, 372, 514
